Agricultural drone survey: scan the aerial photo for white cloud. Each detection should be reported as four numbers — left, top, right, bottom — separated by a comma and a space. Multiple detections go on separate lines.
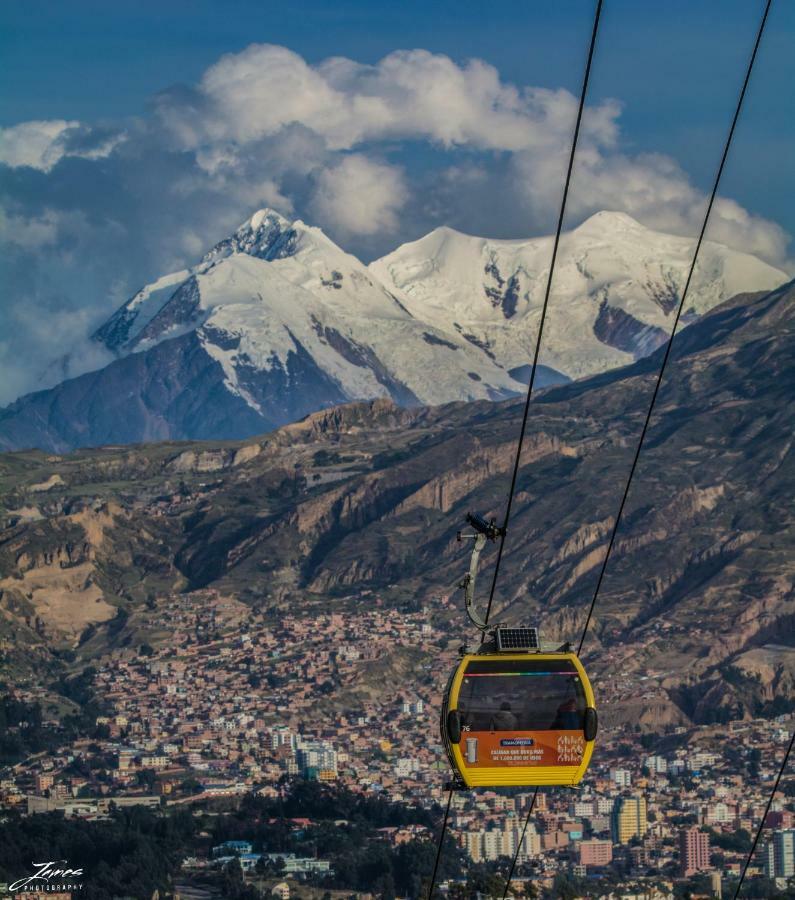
0, 42, 791, 405
310, 155, 406, 236
149, 42, 790, 265
705, 197, 789, 264
159, 44, 620, 155
0, 120, 79, 171
0, 119, 126, 172
511, 146, 790, 265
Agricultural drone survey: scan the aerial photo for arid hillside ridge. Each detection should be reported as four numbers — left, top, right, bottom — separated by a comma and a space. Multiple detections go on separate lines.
0, 281, 793, 728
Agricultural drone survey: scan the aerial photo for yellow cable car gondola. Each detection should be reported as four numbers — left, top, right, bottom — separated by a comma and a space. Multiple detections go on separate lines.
440, 514, 597, 789
441, 639, 597, 788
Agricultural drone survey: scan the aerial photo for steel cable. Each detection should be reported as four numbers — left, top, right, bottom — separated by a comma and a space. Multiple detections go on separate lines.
427, 787, 454, 899
733, 728, 794, 898
500, 1, 773, 895
429, 1, 604, 891
482, 0, 604, 632
576, 0, 773, 655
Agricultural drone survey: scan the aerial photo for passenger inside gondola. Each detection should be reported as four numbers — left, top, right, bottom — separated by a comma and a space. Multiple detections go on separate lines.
458, 659, 587, 732
552, 691, 583, 729
489, 701, 518, 730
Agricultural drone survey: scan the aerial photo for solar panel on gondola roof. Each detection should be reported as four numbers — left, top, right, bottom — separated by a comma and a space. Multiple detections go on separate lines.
495, 626, 539, 651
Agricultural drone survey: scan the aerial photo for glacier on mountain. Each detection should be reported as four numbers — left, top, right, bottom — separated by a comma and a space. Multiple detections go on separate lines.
0, 208, 787, 452
95, 207, 787, 404
370, 210, 787, 381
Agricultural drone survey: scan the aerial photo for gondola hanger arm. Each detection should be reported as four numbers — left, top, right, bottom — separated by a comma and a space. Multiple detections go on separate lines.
457, 512, 504, 631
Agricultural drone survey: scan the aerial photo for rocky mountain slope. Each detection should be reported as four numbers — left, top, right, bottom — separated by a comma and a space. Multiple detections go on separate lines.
0, 210, 786, 453
1, 280, 793, 724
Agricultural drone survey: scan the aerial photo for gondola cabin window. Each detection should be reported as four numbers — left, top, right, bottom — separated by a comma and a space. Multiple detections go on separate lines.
456, 657, 586, 769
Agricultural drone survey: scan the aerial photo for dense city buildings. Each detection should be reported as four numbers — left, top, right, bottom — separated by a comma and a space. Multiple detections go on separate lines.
1, 590, 794, 896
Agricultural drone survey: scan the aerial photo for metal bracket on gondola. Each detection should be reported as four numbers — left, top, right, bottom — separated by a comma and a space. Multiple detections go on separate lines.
457, 512, 505, 632
444, 777, 468, 792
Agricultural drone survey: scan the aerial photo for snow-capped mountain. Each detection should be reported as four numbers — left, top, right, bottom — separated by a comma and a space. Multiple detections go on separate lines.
0, 209, 787, 453
92, 209, 522, 410
370, 210, 787, 380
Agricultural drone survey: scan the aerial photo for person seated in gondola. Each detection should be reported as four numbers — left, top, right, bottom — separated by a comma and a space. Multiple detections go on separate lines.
490, 701, 518, 731
552, 697, 582, 730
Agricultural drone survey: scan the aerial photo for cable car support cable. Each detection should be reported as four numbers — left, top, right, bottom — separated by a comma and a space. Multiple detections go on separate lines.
733, 728, 794, 898
576, 0, 773, 657
733, 731, 795, 900
426, 2, 604, 895
427, 786, 453, 900
499, 2, 773, 896
481, 0, 604, 633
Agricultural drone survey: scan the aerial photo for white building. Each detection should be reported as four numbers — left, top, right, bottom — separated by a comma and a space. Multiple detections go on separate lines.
771, 831, 795, 878
644, 755, 668, 774
705, 802, 732, 825
296, 741, 338, 776
395, 757, 420, 777
596, 797, 615, 815
610, 768, 632, 788
462, 823, 539, 863
688, 751, 718, 771
269, 727, 297, 750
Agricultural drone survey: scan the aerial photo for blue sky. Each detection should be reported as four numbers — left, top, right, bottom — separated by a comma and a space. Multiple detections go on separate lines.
0, 0, 792, 404
2, 0, 792, 232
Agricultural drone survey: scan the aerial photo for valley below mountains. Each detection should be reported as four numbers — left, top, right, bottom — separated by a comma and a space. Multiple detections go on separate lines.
0, 280, 793, 729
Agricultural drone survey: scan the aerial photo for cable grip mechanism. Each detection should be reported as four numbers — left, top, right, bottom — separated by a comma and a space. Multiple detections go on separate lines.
456, 512, 504, 631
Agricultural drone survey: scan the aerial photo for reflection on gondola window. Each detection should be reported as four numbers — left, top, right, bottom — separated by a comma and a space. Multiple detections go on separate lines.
458, 659, 586, 732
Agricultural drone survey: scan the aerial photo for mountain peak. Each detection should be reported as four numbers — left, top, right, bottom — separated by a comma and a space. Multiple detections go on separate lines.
11, 207, 788, 454
383, 224, 480, 265
246, 207, 291, 231
426, 224, 468, 239
202, 207, 300, 265
202, 208, 346, 269
574, 210, 645, 233
238, 208, 331, 246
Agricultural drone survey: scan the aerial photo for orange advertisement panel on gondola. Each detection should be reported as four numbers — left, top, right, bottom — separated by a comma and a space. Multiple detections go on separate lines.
441, 653, 597, 788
